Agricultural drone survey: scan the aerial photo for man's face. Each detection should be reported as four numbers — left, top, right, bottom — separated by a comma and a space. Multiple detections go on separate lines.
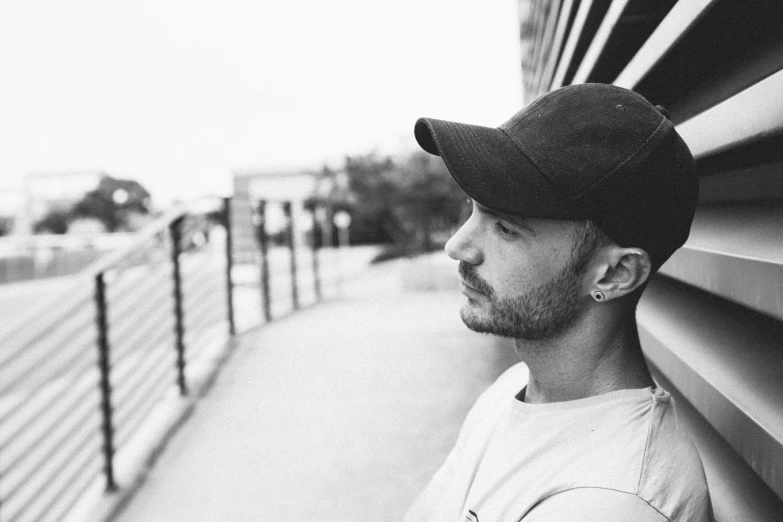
445, 200, 590, 340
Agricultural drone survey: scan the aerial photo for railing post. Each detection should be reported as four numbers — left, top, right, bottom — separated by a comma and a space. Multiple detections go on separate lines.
310, 204, 321, 302
169, 217, 187, 396
283, 201, 299, 310
222, 197, 236, 336
256, 200, 272, 322
94, 271, 117, 492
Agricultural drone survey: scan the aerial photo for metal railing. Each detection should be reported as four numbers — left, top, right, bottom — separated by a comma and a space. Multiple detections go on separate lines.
0, 196, 329, 521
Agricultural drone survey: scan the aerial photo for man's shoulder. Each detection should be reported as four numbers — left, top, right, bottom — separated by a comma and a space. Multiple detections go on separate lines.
637, 391, 711, 520
514, 386, 710, 520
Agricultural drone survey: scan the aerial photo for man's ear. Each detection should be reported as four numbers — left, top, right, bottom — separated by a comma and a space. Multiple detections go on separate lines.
589, 246, 651, 302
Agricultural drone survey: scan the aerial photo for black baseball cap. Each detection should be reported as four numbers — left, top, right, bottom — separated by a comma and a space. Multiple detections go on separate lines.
414, 83, 697, 270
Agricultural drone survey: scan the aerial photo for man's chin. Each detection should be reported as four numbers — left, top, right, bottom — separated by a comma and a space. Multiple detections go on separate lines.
460, 305, 503, 336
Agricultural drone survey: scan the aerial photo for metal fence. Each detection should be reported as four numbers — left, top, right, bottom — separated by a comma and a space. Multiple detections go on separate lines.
0, 196, 332, 521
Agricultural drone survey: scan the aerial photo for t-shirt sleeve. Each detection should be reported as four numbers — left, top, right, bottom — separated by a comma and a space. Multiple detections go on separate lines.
522, 487, 670, 522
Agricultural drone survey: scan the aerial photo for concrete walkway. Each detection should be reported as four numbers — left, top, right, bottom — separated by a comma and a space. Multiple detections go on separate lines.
114, 254, 519, 522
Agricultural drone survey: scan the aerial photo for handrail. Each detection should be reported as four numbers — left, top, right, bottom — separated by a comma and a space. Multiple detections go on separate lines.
82, 204, 188, 277
0, 205, 186, 352
0, 194, 333, 521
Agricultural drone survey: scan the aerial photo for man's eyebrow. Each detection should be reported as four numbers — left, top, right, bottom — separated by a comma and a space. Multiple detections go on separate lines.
475, 202, 535, 232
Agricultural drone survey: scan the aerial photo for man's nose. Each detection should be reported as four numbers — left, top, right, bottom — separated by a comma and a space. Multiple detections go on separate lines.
445, 219, 483, 265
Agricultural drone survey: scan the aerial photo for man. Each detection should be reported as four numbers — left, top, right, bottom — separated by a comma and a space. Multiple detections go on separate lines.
405, 84, 711, 521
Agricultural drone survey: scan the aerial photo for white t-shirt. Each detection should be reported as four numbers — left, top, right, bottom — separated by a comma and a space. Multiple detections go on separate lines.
405, 363, 711, 521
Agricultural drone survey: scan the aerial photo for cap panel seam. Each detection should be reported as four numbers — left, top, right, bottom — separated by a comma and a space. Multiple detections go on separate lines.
451, 124, 538, 216
573, 116, 673, 199
499, 127, 589, 216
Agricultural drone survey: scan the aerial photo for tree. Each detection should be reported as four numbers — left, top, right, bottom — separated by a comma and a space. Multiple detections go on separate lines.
343, 153, 407, 245
341, 150, 466, 254
393, 151, 467, 250
34, 209, 71, 234
0, 216, 15, 236
72, 175, 152, 232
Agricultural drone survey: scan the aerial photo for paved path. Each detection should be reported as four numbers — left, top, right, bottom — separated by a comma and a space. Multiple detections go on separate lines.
115, 254, 520, 522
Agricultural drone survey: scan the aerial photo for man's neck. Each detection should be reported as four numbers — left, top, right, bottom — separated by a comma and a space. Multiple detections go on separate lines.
514, 308, 654, 404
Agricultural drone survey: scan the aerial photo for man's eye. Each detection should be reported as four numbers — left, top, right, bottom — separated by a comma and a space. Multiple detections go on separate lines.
495, 221, 514, 236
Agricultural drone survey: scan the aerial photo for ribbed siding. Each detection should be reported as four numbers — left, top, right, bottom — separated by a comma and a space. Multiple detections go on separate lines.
518, 0, 783, 518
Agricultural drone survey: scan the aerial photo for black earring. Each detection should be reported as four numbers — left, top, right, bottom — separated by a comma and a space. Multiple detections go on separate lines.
592, 291, 605, 302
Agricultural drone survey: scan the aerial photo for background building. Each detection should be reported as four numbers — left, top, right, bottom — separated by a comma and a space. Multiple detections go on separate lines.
231, 168, 328, 262
518, 1, 783, 519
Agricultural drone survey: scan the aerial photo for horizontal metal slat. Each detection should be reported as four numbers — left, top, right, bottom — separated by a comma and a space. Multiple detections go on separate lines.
106, 260, 168, 302
4, 423, 99, 522
583, 0, 680, 85
183, 272, 223, 311
111, 298, 174, 367
698, 161, 783, 204
184, 299, 225, 347
659, 204, 783, 321
0, 279, 92, 354
1, 327, 95, 396
184, 324, 225, 364
109, 280, 174, 353
2, 401, 98, 501
536, 0, 576, 95
182, 261, 222, 301
0, 292, 93, 373
114, 364, 176, 450
614, 0, 718, 89
531, 0, 565, 96
1, 372, 96, 455
31, 461, 101, 522
112, 323, 173, 375
571, 0, 629, 84
638, 276, 783, 499
10, 449, 101, 522
551, 0, 595, 89
112, 339, 173, 411
676, 68, 783, 159
107, 263, 172, 319
649, 365, 783, 521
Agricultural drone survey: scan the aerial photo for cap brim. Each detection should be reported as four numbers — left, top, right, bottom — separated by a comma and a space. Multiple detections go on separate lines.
414, 117, 582, 219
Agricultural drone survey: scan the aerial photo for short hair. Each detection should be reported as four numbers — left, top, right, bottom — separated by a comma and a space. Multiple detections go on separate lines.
570, 220, 613, 275
571, 220, 649, 306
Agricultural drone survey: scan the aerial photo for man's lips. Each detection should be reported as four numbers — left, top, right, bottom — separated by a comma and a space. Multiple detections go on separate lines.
460, 279, 485, 295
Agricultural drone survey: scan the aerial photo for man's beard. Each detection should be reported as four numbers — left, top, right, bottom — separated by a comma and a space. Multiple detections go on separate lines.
458, 257, 585, 340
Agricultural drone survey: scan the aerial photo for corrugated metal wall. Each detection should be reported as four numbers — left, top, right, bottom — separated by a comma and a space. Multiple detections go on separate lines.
518, 1, 783, 519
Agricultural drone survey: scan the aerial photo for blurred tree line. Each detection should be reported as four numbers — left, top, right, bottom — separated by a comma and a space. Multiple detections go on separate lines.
34, 175, 152, 234
313, 150, 468, 260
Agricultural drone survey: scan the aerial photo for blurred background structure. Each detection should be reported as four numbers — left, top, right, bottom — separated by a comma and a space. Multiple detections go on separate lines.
1, 0, 782, 521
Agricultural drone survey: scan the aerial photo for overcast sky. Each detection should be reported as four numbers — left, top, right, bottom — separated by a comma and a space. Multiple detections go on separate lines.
0, 0, 523, 204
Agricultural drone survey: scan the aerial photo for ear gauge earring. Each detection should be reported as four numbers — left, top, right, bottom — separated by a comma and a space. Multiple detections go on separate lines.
592, 291, 605, 302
